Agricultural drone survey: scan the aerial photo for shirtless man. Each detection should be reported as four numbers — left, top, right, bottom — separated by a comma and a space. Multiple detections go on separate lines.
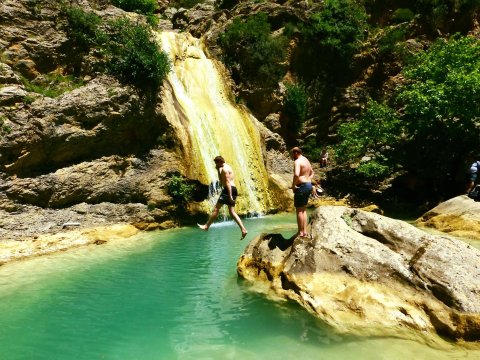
198, 156, 248, 240
291, 147, 314, 237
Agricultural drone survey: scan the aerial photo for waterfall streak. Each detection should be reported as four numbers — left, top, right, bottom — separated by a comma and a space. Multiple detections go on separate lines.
158, 32, 271, 215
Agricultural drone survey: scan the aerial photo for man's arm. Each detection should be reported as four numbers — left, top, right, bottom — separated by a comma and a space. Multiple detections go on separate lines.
222, 166, 235, 202
292, 160, 300, 189
226, 171, 237, 204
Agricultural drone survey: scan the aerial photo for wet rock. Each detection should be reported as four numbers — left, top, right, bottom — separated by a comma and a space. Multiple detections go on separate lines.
238, 205, 480, 342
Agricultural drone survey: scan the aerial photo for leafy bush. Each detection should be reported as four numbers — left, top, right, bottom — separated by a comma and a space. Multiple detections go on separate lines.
378, 26, 408, 56
0, 115, 11, 136
112, 0, 158, 25
61, 8, 170, 89
104, 18, 171, 89
21, 73, 85, 98
167, 173, 195, 204
302, 137, 327, 162
63, 6, 102, 52
300, 0, 368, 61
336, 35, 480, 191
284, 83, 308, 132
356, 159, 390, 179
336, 100, 400, 163
219, 12, 287, 86
397, 35, 480, 176
112, 0, 157, 15
391, 8, 415, 23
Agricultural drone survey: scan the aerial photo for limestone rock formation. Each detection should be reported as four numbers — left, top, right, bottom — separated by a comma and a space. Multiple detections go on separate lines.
0, 0, 190, 263
238, 205, 480, 342
0, 0, 294, 260
416, 195, 480, 243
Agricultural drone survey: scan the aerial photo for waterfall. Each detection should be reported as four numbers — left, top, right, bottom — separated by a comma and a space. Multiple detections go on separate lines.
157, 31, 272, 215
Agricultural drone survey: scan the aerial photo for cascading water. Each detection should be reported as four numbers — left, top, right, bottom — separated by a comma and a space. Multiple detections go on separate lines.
158, 31, 272, 216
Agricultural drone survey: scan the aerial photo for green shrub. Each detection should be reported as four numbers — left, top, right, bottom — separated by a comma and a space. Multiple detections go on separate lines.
219, 12, 287, 86
112, 0, 159, 25
378, 26, 407, 56
356, 159, 390, 179
336, 100, 401, 163
301, 0, 368, 61
284, 83, 308, 132
104, 18, 171, 89
61, 8, 169, 89
112, 0, 158, 15
63, 6, 102, 52
391, 8, 415, 23
167, 173, 195, 205
336, 35, 480, 190
147, 203, 156, 211
396, 35, 480, 177
21, 74, 85, 98
23, 95, 36, 105
301, 137, 325, 162
0, 115, 11, 136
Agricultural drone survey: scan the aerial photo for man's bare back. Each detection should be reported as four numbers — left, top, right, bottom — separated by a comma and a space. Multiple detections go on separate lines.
218, 163, 236, 188
293, 155, 314, 187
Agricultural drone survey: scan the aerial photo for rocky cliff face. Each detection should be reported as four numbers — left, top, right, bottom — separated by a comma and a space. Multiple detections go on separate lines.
0, 0, 294, 246
238, 206, 480, 343
0, 0, 186, 241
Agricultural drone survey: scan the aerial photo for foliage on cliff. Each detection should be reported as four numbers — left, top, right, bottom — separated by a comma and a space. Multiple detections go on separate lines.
102, 18, 171, 89
337, 35, 480, 198
218, 12, 288, 87
62, 6, 170, 90
166, 173, 196, 210
111, 0, 158, 25
214, 0, 480, 203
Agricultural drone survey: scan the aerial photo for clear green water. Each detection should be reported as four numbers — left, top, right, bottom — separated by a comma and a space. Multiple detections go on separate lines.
0, 214, 478, 360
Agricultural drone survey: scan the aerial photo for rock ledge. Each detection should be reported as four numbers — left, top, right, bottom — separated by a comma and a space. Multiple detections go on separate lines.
238, 205, 480, 343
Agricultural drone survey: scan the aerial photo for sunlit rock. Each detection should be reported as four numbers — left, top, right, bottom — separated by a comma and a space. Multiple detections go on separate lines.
416, 195, 480, 242
238, 205, 480, 342
0, 223, 140, 265
0, 63, 20, 84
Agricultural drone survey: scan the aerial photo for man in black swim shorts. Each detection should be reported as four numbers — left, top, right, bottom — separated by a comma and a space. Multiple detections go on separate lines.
291, 147, 314, 237
198, 156, 248, 240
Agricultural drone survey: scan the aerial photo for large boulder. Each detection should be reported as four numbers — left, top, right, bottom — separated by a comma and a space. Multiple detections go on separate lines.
237, 205, 480, 342
416, 195, 480, 243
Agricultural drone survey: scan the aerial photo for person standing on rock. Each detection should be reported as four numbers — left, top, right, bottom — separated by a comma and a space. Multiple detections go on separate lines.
291, 147, 314, 237
466, 159, 480, 194
198, 156, 248, 240
320, 147, 329, 168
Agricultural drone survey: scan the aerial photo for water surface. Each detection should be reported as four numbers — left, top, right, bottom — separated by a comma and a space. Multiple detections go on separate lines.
0, 214, 477, 359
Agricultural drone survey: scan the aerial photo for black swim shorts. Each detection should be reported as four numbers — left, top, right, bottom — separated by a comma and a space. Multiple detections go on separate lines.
218, 186, 238, 205
294, 182, 312, 208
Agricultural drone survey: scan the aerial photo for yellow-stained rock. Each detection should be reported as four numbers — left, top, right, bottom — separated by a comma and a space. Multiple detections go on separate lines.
416, 195, 480, 242
0, 224, 139, 264
238, 205, 480, 344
